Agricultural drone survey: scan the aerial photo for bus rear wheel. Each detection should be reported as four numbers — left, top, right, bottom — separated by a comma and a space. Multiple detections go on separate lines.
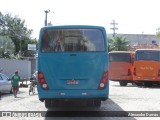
119, 81, 127, 86
135, 82, 143, 86
144, 82, 152, 87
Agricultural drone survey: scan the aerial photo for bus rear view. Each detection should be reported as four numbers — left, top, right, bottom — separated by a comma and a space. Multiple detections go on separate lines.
109, 51, 134, 86
133, 49, 160, 87
37, 25, 109, 108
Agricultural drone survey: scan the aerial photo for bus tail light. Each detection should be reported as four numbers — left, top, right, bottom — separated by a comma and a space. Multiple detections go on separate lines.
38, 71, 49, 90
128, 69, 131, 76
98, 70, 108, 89
158, 69, 160, 77
133, 68, 136, 76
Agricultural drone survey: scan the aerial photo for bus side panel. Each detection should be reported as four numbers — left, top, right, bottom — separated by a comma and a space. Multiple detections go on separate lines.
109, 52, 134, 82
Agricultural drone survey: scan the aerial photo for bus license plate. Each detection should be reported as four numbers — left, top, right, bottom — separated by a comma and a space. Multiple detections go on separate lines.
67, 80, 79, 84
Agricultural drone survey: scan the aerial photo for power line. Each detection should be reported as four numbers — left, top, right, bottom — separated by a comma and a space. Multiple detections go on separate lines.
110, 20, 118, 37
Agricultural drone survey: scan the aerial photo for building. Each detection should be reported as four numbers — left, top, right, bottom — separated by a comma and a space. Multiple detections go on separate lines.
107, 34, 160, 50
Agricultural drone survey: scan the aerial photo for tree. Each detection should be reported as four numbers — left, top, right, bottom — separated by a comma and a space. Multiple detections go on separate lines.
0, 36, 15, 58
0, 12, 33, 55
156, 27, 160, 38
0, 12, 38, 58
108, 35, 130, 51
108, 37, 114, 52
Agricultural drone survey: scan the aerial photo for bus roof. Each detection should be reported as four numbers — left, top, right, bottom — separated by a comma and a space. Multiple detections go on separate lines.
40, 25, 106, 30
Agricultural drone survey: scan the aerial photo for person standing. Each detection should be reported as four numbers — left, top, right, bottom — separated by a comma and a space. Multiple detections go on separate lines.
11, 70, 20, 98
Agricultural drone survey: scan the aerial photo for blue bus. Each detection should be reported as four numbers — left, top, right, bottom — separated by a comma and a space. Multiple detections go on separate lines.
37, 25, 109, 108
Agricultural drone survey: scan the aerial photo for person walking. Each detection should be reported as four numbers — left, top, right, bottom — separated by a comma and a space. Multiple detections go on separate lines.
11, 70, 20, 98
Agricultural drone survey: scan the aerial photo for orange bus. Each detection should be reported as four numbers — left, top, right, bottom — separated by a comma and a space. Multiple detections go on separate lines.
109, 51, 134, 86
133, 49, 160, 87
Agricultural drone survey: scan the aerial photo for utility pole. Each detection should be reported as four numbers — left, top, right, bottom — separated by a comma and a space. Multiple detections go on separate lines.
110, 20, 118, 37
44, 10, 50, 26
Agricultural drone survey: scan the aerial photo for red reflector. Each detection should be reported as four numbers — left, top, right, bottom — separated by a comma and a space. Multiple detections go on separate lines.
98, 70, 108, 89
101, 78, 107, 83
38, 71, 50, 90
40, 79, 45, 83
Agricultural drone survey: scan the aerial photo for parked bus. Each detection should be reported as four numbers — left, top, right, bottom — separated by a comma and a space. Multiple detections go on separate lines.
133, 49, 160, 87
109, 51, 134, 86
37, 25, 109, 108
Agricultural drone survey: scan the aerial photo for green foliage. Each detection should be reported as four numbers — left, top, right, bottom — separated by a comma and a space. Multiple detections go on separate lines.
0, 36, 15, 58
108, 35, 130, 51
0, 12, 37, 58
108, 37, 114, 52
156, 27, 160, 38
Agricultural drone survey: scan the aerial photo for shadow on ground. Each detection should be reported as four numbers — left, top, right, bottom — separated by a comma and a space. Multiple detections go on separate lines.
44, 98, 136, 120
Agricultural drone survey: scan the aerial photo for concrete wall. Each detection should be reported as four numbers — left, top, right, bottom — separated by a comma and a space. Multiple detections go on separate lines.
29, 57, 37, 74
0, 59, 31, 79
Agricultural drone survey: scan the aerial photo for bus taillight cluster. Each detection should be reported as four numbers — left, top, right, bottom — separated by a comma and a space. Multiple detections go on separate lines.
38, 71, 49, 90
98, 70, 108, 89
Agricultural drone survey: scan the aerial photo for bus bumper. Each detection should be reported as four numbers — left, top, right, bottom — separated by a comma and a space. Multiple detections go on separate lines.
38, 89, 109, 102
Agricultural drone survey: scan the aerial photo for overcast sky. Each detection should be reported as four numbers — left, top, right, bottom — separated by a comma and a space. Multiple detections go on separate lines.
0, 0, 160, 38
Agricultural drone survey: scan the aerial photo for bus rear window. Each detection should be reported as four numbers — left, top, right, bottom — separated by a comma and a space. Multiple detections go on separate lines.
109, 53, 131, 62
135, 51, 160, 61
40, 29, 105, 52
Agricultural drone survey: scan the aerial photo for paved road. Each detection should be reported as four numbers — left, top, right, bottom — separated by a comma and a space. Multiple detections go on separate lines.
0, 81, 160, 120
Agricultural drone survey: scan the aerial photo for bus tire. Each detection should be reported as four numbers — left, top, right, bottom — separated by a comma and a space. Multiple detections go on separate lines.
144, 82, 152, 87
135, 82, 143, 86
119, 81, 127, 86
45, 99, 52, 108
